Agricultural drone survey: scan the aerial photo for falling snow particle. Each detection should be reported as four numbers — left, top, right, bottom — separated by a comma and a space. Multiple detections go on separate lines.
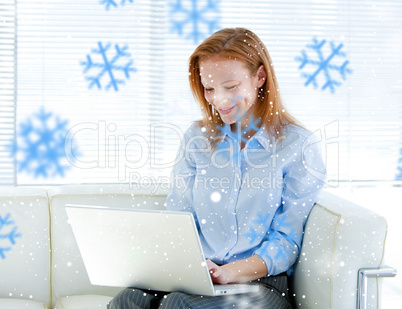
210, 191, 221, 203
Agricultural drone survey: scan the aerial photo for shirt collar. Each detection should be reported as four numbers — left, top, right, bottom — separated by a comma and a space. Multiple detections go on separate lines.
217, 123, 271, 151
253, 126, 271, 150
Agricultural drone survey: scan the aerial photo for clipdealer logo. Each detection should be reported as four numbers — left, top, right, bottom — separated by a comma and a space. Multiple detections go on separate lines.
64, 120, 338, 187
128, 171, 284, 194
64, 122, 185, 181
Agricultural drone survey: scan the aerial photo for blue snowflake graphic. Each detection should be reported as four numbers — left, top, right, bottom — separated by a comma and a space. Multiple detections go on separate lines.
295, 37, 352, 93
10, 108, 78, 178
0, 213, 22, 259
245, 211, 299, 263
396, 148, 402, 180
215, 115, 261, 163
253, 212, 270, 226
169, 0, 221, 44
244, 226, 262, 244
244, 212, 271, 245
258, 240, 289, 262
80, 42, 137, 91
100, 0, 133, 11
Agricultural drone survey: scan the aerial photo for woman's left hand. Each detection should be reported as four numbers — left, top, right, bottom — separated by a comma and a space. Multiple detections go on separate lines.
206, 259, 230, 285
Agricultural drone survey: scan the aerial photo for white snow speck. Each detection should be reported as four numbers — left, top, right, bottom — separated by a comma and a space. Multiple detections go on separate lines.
210, 191, 221, 203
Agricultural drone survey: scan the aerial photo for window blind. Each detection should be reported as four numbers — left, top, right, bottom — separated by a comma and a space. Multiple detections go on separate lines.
0, 0, 16, 185
2, 0, 402, 185
15, 0, 169, 184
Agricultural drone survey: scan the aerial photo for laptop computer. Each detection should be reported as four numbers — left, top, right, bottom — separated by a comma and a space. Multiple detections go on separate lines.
65, 204, 259, 297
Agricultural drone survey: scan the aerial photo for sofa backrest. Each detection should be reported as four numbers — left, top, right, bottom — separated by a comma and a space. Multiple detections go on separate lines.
0, 187, 51, 306
291, 191, 387, 309
47, 184, 167, 306
0, 185, 388, 309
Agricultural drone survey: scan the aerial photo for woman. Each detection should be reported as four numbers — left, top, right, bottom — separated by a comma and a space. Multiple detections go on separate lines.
109, 27, 326, 309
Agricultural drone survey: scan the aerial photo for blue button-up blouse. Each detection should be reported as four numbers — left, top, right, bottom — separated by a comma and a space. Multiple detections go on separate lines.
166, 121, 326, 276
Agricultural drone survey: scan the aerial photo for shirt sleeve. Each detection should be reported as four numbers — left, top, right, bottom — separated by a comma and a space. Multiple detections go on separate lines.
165, 126, 199, 226
254, 132, 327, 276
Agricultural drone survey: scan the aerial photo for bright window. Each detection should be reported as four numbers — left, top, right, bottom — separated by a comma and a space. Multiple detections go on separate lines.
0, 0, 401, 185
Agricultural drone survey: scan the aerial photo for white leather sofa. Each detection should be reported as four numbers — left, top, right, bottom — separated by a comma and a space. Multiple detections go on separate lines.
0, 184, 396, 309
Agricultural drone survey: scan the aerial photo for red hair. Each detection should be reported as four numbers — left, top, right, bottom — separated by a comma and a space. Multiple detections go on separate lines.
188, 27, 299, 142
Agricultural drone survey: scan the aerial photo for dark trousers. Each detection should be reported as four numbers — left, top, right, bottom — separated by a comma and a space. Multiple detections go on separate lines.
107, 274, 293, 309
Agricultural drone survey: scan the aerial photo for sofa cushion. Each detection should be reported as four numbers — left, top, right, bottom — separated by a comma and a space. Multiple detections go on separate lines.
0, 298, 47, 309
292, 191, 387, 309
55, 295, 112, 309
0, 187, 50, 307
48, 184, 167, 305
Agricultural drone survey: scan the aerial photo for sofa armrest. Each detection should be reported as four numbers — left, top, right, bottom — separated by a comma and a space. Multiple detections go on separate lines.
292, 190, 389, 309
0, 186, 51, 307
357, 266, 397, 309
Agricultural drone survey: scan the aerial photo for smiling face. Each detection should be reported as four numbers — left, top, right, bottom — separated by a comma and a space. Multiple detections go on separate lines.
199, 56, 266, 128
